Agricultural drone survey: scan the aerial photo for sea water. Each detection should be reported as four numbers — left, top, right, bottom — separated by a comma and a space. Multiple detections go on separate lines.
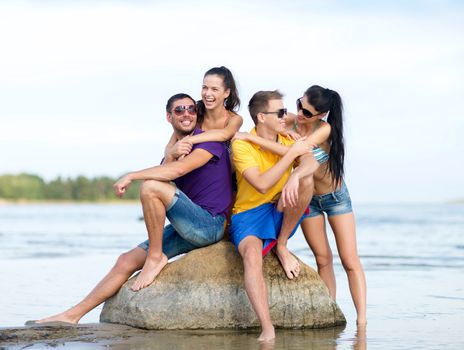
0, 203, 463, 349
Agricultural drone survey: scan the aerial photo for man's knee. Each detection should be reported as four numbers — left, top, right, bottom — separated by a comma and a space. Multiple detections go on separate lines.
240, 244, 262, 268
300, 155, 320, 178
140, 180, 160, 198
140, 180, 173, 199
300, 174, 314, 189
114, 252, 141, 274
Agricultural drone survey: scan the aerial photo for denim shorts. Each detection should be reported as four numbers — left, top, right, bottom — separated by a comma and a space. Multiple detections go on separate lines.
303, 181, 353, 218
138, 188, 226, 259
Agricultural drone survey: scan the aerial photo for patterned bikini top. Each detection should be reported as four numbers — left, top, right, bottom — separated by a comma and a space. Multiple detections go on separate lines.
312, 147, 329, 164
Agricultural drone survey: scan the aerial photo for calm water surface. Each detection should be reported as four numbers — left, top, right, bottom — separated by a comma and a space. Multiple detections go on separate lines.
0, 203, 463, 349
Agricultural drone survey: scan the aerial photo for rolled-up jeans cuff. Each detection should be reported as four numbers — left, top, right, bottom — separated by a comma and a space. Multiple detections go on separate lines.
166, 185, 180, 212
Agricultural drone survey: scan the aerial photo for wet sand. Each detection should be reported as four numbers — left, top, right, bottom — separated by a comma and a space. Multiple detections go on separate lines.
0, 323, 350, 350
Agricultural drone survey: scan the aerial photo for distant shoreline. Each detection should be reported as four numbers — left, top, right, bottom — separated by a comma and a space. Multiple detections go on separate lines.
0, 199, 139, 205
448, 199, 464, 204
1, 198, 463, 205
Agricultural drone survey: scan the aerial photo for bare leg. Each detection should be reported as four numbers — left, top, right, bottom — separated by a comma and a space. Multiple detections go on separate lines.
275, 175, 314, 279
131, 180, 175, 291
329, 213, 367, 324
36, 247, 146, 324
238, 236, 275, 342
300, 215, 336, 299
353, 323, 367, 350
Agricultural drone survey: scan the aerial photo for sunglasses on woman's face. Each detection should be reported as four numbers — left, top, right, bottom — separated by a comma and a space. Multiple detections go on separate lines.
172, 105, 197, 116
262, 108, 288, 119
296, 98, 323, 118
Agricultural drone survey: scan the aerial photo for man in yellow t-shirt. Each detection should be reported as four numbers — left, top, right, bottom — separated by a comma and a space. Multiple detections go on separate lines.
229, 90, 319, 342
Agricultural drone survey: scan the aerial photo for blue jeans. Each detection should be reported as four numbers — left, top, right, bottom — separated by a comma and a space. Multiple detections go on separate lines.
303, 181, 353, 218
138, 188, 226, 258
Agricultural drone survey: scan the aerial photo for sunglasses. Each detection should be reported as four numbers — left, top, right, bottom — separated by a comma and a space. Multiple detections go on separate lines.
172, 105, 197, 116
262, 108, 287, 119
296, 98, 324, 118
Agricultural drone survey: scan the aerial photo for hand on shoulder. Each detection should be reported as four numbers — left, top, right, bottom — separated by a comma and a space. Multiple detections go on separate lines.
281, 129, 302, 140
232, 132, 250, 142
289, 140, 312, 158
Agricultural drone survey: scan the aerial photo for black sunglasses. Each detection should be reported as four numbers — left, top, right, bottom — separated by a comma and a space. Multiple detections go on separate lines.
262, 108, 287, 119
296, 98, 323, 118
172, 105, 197, 116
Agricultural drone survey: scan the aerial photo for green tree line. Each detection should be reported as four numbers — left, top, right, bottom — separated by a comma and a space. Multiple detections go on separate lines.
0, 173, 140, 201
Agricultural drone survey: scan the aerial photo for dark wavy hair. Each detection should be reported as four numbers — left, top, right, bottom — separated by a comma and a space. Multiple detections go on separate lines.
305, 85, 345, 187
197, 66, 240, 122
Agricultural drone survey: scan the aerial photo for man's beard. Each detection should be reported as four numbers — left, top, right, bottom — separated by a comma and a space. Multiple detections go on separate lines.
174, 126, 195, 137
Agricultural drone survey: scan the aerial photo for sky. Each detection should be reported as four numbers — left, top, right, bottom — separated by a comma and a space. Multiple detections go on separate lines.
0, 0, 463, 203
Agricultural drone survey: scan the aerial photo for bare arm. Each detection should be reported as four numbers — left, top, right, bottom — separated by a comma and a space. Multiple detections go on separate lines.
234, 122, 331, 157
113, 148, 213, 197
188, 113, 243, 144
304, 122, 331, 146
233, 132, 291, 156
163, 136, 193, 163
163, 132, 179, 163
241, 142, 310, 194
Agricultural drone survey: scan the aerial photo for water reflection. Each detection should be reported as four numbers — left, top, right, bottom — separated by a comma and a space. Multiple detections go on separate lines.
0, 323, 369, 350
352, 325, 366, 350
108, 326, 357, 350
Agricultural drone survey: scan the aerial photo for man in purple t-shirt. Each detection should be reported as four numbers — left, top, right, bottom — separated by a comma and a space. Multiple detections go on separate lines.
33, 93, 232, 326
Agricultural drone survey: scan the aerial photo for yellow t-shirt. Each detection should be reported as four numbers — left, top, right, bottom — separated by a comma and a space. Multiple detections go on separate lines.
232, 128, 295, 215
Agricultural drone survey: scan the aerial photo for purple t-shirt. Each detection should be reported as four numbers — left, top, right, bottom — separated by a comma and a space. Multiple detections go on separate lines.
174, 128, 233, 217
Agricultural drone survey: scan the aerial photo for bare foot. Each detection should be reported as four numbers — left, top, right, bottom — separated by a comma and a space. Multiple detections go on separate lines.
33, 311, 78, 325
131, 254, 168, 291
275, 244, 300, 279
258, 325, 275, 343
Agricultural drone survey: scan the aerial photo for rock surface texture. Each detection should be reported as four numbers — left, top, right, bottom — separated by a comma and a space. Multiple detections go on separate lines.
100, 241, 346, 329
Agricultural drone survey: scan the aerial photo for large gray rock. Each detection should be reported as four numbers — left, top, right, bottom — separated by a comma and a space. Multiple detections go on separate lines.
100, 241, 345, 329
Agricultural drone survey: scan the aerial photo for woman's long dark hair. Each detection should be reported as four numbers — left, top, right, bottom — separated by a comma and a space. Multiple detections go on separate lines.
305, 85, 345, 187
197, 66, 240, 123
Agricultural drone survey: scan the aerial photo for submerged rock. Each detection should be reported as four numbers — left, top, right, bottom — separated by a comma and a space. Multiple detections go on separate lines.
100, 241, 345, 329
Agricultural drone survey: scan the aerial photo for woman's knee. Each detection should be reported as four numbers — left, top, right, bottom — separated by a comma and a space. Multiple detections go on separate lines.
315, 251, 333, 269
340, 254, 362, 272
